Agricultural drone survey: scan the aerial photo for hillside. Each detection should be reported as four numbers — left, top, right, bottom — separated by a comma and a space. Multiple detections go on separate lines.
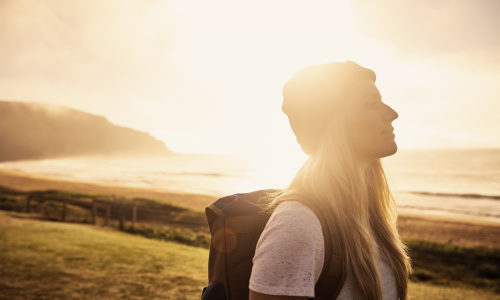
1, 210, 500, 300
0, 211, 208, 300
0, 101, 173, 161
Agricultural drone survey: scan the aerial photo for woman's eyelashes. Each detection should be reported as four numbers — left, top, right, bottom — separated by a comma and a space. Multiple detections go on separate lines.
364, 94, 380, 106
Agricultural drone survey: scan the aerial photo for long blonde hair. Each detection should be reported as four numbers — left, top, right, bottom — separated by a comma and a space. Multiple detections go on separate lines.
264, 103, 412, 300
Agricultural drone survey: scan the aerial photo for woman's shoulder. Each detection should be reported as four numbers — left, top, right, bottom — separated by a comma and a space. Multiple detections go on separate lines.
250, 200, 325, 297
267, 200, 322, 234
272, 200, 321, 224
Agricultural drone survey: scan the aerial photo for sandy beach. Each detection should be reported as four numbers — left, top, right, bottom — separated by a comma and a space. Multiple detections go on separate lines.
0, 168, 217, 211
1, 168, 499, 249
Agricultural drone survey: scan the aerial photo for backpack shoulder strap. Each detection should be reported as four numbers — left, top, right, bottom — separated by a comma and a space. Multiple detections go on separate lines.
298, 198, 346, 300
205, 204, 226, 233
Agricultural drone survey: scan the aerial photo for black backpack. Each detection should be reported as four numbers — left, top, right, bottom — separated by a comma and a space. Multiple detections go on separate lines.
201, 189, 346, 300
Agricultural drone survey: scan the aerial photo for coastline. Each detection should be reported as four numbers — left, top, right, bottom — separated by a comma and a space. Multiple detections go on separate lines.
1, 167, 499, 249
0, 167, 217, 212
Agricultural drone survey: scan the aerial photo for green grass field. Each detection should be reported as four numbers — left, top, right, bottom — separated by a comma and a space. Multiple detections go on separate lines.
0, 211, 207, 300
1, 211, 500, 300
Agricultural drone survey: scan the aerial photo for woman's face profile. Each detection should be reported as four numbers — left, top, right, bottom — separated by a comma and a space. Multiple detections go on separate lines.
343, 78, 399, 162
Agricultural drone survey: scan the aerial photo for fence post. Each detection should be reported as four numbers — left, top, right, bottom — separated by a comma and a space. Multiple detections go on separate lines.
119, 216, 125, 231
132, 203, 137, 229
26, 196, 31, 213
92, 200, 97, 225
61, 200, 67, 222
118, 205, 124, 231
105, 205, 110, 226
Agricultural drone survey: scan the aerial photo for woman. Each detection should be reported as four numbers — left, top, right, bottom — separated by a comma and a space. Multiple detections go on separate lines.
249, 61, 412, 300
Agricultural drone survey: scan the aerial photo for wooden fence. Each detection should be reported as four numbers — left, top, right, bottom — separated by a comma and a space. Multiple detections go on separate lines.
25, 195, 205, 229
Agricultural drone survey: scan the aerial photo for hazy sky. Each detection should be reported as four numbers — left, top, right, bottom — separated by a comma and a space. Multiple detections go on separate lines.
1, 0, 499, 159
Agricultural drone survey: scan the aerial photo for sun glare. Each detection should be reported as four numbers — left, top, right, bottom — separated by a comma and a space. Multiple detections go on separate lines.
2, 0, 499, 156
154, 0, 392, 157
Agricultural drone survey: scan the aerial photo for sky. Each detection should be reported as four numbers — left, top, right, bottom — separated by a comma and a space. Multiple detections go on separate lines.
1, 0, 500, 160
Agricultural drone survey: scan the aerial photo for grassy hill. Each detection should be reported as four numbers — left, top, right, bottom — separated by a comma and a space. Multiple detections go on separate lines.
0, 211, 207, 300
1, 211, 500, 300
0, 101, 173, 161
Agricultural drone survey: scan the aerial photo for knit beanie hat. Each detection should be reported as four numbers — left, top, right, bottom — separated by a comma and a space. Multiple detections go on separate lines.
282, 61, 376, 155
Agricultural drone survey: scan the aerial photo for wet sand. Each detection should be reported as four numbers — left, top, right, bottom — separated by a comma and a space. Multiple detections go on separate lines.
1, 168, 499, 249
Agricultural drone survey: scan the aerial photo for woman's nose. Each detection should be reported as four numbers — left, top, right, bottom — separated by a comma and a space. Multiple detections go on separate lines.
384, 104, 398, 121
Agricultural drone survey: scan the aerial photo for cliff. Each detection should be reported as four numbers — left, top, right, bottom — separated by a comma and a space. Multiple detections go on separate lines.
0, 101, 173, 161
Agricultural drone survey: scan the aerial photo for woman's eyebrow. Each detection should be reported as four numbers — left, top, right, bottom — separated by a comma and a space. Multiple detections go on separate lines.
359, 92, 382, 99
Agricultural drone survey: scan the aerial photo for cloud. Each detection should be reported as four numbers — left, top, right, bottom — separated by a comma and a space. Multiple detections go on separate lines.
352, 0, 500, 68
1, 0, 499, 153
0, 0, 219, 138
0, 0, 181, 106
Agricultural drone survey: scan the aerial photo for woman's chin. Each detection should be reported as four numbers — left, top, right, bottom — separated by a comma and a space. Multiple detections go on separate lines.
377, 142, 398, 159
360, 140, 398, 162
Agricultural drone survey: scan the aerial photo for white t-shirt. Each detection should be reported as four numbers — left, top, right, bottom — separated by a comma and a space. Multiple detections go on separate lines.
249, 201, 398, 299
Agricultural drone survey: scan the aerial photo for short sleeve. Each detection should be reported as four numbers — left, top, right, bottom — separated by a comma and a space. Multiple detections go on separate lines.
249, 201, 324, 297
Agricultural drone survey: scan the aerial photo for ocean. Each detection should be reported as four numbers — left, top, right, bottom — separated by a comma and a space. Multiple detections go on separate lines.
383, 148, 500, 223
2, 148, 499, 223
